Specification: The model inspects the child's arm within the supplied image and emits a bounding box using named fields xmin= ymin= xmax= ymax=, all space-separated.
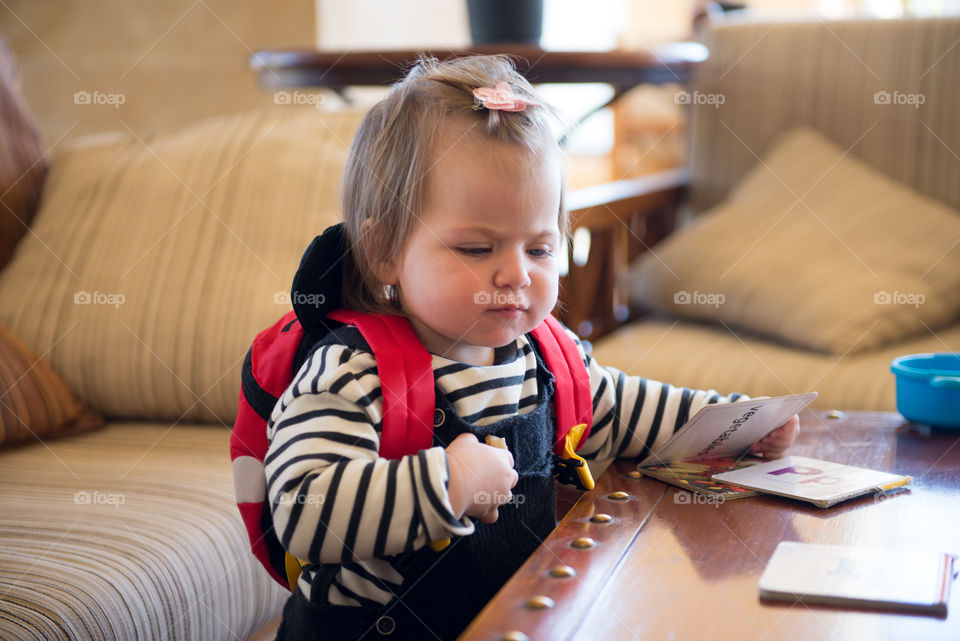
xmin=265 ymin=345 xmax=475 ymax=565
xmin=561 ymin=328 xmax=799 ymax=461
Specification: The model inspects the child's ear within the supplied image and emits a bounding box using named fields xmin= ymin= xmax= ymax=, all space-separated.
xmin=360 ymin=218 xmax=399 ymax=285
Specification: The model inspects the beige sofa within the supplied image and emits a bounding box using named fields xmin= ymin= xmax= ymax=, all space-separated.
xmin=588 ymin=17 xmax=960 ymax=412
xmin=0 ymin=101 xmax=370 ymax=639
xmin=1 ymin=16 xmax=958 ymax=641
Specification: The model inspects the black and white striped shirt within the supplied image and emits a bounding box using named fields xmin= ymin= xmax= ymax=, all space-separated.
xmin=265 ymin=328 xmax=745 ymax=604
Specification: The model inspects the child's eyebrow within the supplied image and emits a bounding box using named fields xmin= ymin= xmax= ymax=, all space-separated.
xmin=444 ymin=226 xmax=559 ymax=239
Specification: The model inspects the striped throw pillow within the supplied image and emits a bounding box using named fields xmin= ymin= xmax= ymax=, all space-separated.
xmin=0 ymin=107 xmax=364 ymax=422
xmin=0 ymin=323 xmax=103 ymax=449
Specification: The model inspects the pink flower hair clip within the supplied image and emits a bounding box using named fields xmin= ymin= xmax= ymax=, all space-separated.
xmin=472 ymin=82 xmax=539 ymax=112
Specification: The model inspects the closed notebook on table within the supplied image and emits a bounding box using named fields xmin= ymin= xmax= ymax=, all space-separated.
xmin=759 ymin=541 xmax=957 ymax=616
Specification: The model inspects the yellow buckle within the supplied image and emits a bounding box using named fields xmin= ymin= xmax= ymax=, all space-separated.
xmin=285 ymin=552 xmax=306 ymax=592
xmin=560 ymin=423 xmax=594 ymax=491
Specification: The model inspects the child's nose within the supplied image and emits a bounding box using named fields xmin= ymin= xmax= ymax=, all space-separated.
xmin=493 ymin=249 xmax=532 ymax=290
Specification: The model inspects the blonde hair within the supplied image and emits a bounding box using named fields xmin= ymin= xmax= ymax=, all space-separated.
xmin=340 ymin=54 xmax=565 ymax=314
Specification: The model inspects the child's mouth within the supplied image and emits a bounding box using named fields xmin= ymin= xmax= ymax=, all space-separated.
xmin=488 ymin=306 xmax=527 ymax=317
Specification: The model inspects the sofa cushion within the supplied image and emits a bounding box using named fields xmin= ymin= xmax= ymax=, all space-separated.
xmin=0 ymin=323 xmax=103 ymax=449
xmin=0 ymin=108 xmax=364 ymax=422
xmin=0 ymin=36 xmax=48 ymax=271
xmin=0 ymin=422 xmax=288 ymax=641
xmin=629 ymin=127 xmax=960 ymax=355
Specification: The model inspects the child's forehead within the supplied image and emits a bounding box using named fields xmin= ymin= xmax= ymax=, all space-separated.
xmin=423 ymin=129 xmax=561 ymax=198
xmin=428 ymin=117 xmax=556 ymax=168
xmin=416 ymin=118 xmax=563 ymax=234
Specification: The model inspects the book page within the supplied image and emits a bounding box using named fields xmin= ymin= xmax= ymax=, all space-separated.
xmin=712 ymin=455 xmax=910 ymax=507
xmin=638 ymin=392 xmax=817 ymax=467
xmin=639 ymin=456 xmax=764 ymax=498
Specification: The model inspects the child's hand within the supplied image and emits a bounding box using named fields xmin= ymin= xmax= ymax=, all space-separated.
xmin=445 ymin=433 xmax=518 ymax=524
xmin=749 ymin=414 xmax=800 ymax=459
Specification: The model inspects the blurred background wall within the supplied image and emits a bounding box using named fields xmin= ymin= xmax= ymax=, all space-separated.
xmin=2 ymin=0 xmax=957 ymax=186
xmin=0 ymin=0 xmax=315 ymax=144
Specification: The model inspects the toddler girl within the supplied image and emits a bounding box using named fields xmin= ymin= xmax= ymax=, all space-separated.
xmin=266 ymin=54 xmax=798 ymax=641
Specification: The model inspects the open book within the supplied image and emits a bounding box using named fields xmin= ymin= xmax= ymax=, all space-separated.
xmin=637 ymin=392 xmax=818 ymax=467
xmin=637 ymin=392 xmax=818 ymax=498
xmin=638 ymin=456 xmax=765 ymax=499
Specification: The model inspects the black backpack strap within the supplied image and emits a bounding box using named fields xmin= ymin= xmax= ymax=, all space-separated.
xmin=301 ymin=323 xmax=373 ymax=361
xmin=240 ymin=317 xmax=365 ymax=424
xmin=241 ymin=347 xmax=281 ymax=423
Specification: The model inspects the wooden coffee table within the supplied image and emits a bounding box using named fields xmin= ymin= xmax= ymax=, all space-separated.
xmin=248 ymin=44 xmax=706 ymax=143
xmin=458 ymin=410 xmax=960 ymax=641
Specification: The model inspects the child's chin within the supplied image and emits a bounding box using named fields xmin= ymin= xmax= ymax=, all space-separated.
xmin=471 ymin=313 xmax=546 ymax=346
xmin=478 ymin=329 xmax=527 ymax=349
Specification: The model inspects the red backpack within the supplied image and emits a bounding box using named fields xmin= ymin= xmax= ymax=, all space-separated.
xmin=230 ymin=308 xmax=594 ymax=591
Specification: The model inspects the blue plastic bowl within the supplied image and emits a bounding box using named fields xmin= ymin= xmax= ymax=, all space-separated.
xmin=890 ymin=353 xmax=960 ymax=430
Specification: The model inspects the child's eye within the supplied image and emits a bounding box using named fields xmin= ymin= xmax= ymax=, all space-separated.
xmin=455 ymin=247 xmax=491 ymax=256
xmin=528 ymin=247 xmax=553 ymax=258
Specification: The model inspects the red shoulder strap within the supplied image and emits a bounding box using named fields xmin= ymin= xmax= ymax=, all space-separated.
xmin=326 ymin=309 xmax=590 ymax=459
xmin=326 ymin=309 xmax=435 ymax=459
xmin=530 ymin=315 xmax=593 ymax=456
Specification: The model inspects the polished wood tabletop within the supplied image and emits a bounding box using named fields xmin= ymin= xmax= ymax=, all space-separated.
xmin=458 ymin=410 xmax=960 ymax=641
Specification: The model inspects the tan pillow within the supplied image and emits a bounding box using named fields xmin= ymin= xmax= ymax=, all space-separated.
xmin=0 ymin=323 xmax=103 ymax=448
xmin=0 ymin=37 xmax=48 ymax=270
xmin=0 ymin=108 xmax=364 ymax=422
xmin=630 ymin=127 xmax=960 ymax=354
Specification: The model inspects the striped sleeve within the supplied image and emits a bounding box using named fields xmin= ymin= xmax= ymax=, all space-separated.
xmin=264 ymin=344 xmax=473 ymax=565
xmin=562 ymin=329 xmax=748 ymax=461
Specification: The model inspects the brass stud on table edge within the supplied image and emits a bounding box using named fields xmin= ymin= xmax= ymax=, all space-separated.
xmin=626 ymin=470 xmax=643 ymax=479
xmin=607 ymin=491 xmax=630 ymax=501
xmin=571 ymin=536 xmax=597 ymax=549
xmin=548 ymin=564 xmax=576 ymax=578
xmin=499 ymin=631 xmax=530 ymax=641
xmin=590 ymin=513 xmax=613 ymax=524
xmin=525 ymin=595 xmax=555 ymax=610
